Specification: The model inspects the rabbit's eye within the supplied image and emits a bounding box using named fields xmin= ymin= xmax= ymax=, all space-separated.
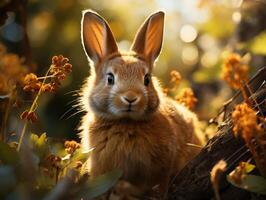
xmin=107 ymin=73 xmax=115 ymax=85
xmin=144 ymin=74 xmax=150 ymax=86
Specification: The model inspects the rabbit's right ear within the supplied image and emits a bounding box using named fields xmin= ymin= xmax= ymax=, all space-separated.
xmin=81 ymin=10 xmax=118 ymax=64
xmin=130 ymin=11 xmax=165 ymax=64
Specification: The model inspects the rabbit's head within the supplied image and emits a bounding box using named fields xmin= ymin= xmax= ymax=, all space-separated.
xmin=81 ymin=10 xmax=164 ymax=120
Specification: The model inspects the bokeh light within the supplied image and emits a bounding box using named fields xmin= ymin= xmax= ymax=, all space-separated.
xmin=181 ymin=44 xmax=199 ymax=65
xmin=180 ymin=24 xmax=198 ymax=43
xmin=232 ymin=11 xmax=241 ymax=23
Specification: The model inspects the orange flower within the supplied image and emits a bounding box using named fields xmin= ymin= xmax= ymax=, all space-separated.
xmin=22 ymin=55 xmax=72 ymax=93
xmin=232 ymin=103 xmax=266 ymax=177
xmin=232 ymin=103 xmax=262 ymax=141
xmin=176 ymin=88 xmax=198 ymax=109
xmin=50 ymin=55 xmax=72 ymax=82
xmin=170 ymin=70 xmax=182 ymax=86
xmin=222 ymin=53 xmax=249 ymax=89
xmin=0 ymin=43 xmax=28 ymax=94
xmin=23 ymin=73 xmax=42 ymax=92
xmin=64 ymin=140 xmax=80 ymax=154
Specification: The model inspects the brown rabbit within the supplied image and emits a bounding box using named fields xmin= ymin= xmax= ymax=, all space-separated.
xmin=79 ymin=10 xmax=203 ymax=193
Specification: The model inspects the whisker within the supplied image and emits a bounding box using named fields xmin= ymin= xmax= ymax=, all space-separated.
xmin=60 ymin=106 xmax=78 ymax=120
xmin=64 ymin=90 xmax=79 ymax=96
xmin=186 ymin=143 xmax=203 ymax=148
xmin=66 ymin=99 xmax=80 ymax=106
xmin=66 ymin=110 xmax=85 ymax=120
xmin=60 ymin=103 xmax=82 ymax=120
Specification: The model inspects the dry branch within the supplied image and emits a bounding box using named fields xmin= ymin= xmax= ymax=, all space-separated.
xmin=168 ymin=67 xmax=266 ymax=200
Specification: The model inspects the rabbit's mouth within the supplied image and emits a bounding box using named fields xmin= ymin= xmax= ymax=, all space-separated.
xmin=107 ymin=105 xmax=148 ymax=120
xmin=125 ymin=105 xmax=133 ymax=112
xmin=122 ymin=106 xmax=134 ymax=112
xmin=117 ymin=107 xmax=143 ymax=117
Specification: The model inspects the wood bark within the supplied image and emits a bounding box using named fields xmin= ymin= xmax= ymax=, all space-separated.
xmin=168 ymin=67 xmax=266 ymax=200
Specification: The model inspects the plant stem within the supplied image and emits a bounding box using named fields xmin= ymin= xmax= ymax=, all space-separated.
xmin=17 ymin=66 xmax=52 ymax=151
xmin=37 ymin=75 xmax=55 ymax=80
xmin=213 ymin=185 xmax=221 ymax=200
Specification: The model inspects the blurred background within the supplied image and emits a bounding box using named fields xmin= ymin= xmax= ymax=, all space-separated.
xmin=0 ymin=0 xmax=266 ymax=140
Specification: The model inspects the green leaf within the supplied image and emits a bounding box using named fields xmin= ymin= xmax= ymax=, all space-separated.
xmin=80 ymin=169 xmax=123 ymax=199
xmin=62 ymin=148 xmax=93 ymax=169
xmin=30 ymin=133 xmax=50 ymax=159
xmin=227 ymin=174 xmax=266 ymax=195
xmin=71 ymin=148 xmax=94 ymax=163
xmin=243 ymin=163 xmax=255 ymax=173
xmin=0 ymin=142 xmax=19 ymax=165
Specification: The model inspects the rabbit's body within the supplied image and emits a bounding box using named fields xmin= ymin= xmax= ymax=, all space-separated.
xmin=80 ymin=92 xmax=201 ymax=189
xmin=79 ymin=10 xmax=203 ymax=192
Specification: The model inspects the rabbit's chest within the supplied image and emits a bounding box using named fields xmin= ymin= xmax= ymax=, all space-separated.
xmin=89 ymin=127 xmax=174 ymax=185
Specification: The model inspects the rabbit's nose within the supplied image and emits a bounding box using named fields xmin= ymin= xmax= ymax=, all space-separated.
xmin=123 ymin=97 xmax=137 ymax=103
xmin=121 ymin=93 xmax=140 ymax=105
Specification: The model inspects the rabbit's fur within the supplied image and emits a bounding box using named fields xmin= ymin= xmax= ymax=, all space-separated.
xmin=79 ymin=10 xmax=203 ymax=192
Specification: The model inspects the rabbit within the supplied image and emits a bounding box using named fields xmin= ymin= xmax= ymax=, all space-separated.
xmin=79 ymin=9 xmax=204 ymax=194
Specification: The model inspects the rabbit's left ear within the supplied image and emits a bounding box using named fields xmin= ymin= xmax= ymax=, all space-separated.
xmin=130 ymin=11 xmax=165 ymax=64
xmin=81 ymin=10 xmax=118 ymax=64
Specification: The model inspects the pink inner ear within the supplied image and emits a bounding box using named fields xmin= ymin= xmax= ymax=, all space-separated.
xmin=82 ymin=11 xmax=118 ymax=63
xmin=144 ymin=17 xmax=164 ymax=61
xmin=130 ymin=11 xmax=164 ymax=63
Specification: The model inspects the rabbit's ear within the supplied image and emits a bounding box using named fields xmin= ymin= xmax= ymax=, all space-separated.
xmin=130 ymin=11 xmax=165 ymax=64
xmin=81 ymin=10 xmax=118 ymax=64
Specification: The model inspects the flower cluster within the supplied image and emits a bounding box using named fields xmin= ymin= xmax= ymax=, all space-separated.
xmin=232 ymin=103 xmax=266 ymax=177
xmin=176 ymin=88 xmax=198 ymax=109
xmin=18 ymin=55 xmax=72 ymax=151
xmin=51 ymin=55 xmax=72 ymax=80
xmin=64 ymin=140 xmax=81 ymax=155
xmin=232 ymin=103 xmax=262 ymax=141
xmin=0 ymin=43 xmax=27 ymax=95
xmin=222 ymin=53 xmax=249 ymax=90
xmin=23 ymin=55 xmax=72 ymax=93
xmin=163 ymin=70 xmax=182 ymax=95
xmin=170 ymin=70 xmax=182 ymax=86
xmin=23 ymin=73 xmax=41 ymax=93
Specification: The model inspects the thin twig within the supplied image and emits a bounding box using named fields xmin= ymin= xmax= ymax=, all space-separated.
xmin=17 ymin=67 xmax=52 ymax=151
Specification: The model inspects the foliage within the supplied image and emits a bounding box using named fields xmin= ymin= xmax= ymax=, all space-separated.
xmin=210 ymin=51 xmax=266 ymax=198
xmin=0 ymin=49 xmax=122 ymax=199
xmin=0 ymin=0 xmax=266 ymax=199
xmin=0 ymin=133 xmax=122 ymax=199
xmin=227 ymin=162 xmax=266 ymax=195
